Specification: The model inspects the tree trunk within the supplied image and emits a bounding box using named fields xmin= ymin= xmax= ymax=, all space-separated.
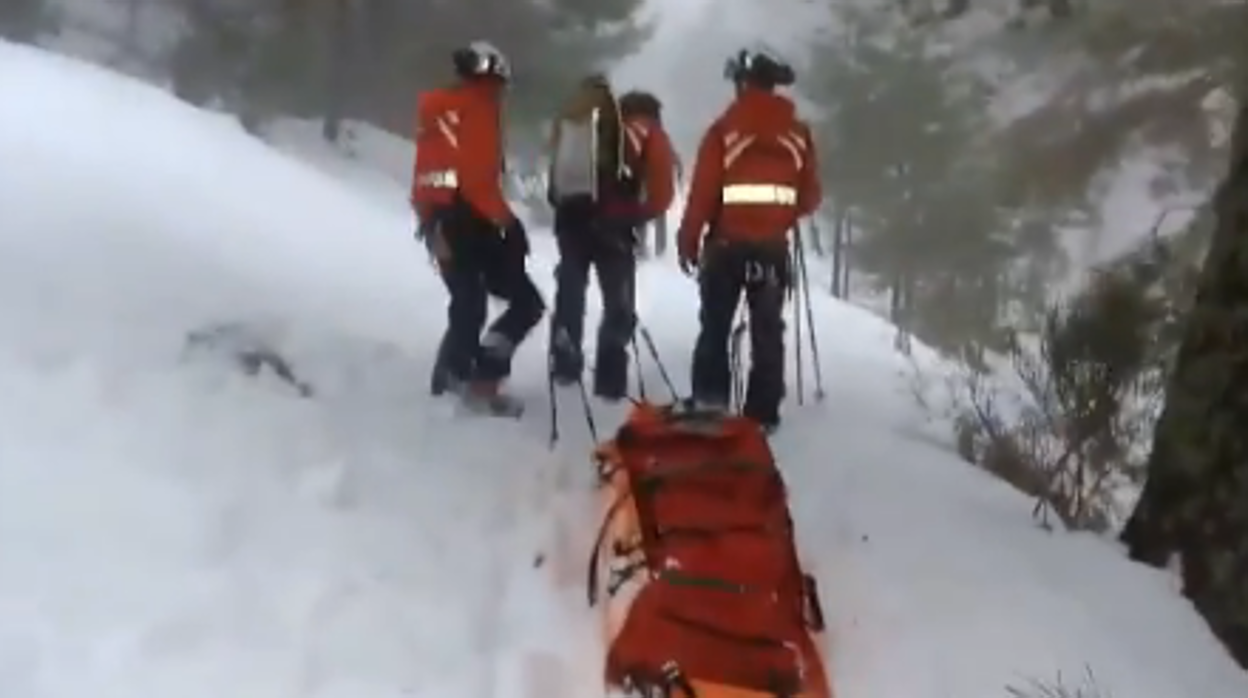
xmin=322 ymin=0 xmax=352 ymax=143
xmin=125 ymin=0 xmax=141 ymax=55
xmin=808 ymin=217 xmax=825 ymax=256
xmin=1119 ymin=99 xmax=1248 ymax=669
xmin=831 ymin=211 xmax=852 ymax=298
xmin=891 ymin=270 xmax=913 ymax=355
xmin=841 ymin=214 xmax=853 ymax=298
xmin=830 ymin=213 xmax=843 ymax=298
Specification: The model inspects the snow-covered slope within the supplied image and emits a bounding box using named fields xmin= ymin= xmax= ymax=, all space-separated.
xmin=0 ymin=40 xmax=581 ymax=698
xmin=1 ymin=40 xmax=1246 ymax=698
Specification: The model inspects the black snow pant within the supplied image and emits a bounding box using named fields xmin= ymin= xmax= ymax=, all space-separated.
xmin=690 ymin=238 xmax=790 ymax=427
xmin=549 ymin=196 xmax=638 ymax=400
xmin=429 ymin=204 xmax=545 ymax=394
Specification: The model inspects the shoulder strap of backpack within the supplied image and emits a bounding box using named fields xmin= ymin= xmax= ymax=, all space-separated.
xmin=599 ymin=92 xmax=626 ymax=179
xmin=621 ymin=118 xmax=651 ymax=178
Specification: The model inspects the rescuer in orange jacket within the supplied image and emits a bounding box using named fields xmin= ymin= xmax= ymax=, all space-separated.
xmin=676 ymin=47 xmax=822 ymax=432
xmin=546 ymin=80 xmax=676 ymax=400
xmin=618 ymin=90 xmax=680 ymax=259
xmin=412 ymin=41 xmax=545 ymax=416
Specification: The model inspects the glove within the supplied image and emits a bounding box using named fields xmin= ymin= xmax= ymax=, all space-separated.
xmin=678 ymin=243 xmax=699 ymax=277
xmin=418 ymin=218 xmax=451 ymax=265
xmin=502 ymin=217 xmax=530 ymax=257
xmin=595 ymin=212 xmax=648 ymax=255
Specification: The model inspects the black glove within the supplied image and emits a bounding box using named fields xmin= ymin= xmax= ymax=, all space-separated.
xmin=623 ymin=218 xmax=649 ymax=257
xmin=595 ymin=211 xmax=648 ymax=253
xmin=503 ymin=217 xmax=529 ymax=257
xmin=417 ymin=217 xmax=451 ymax=264
xmin=416 ymin=207 xmax=447 ymax=242
xmin=415 ymin=217 xmax=433 ymax=242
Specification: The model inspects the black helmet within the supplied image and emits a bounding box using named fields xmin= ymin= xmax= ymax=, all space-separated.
xmin=452 ymin=40 xmax=511 ymax=82
xmin=723 ymin=46 xmax=795 ymax=88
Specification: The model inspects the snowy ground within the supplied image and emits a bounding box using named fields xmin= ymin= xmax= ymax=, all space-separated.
xmin=2 ymin=40 xmax=1247 ymax=698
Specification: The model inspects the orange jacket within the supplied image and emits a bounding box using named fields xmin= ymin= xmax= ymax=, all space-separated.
xmin=677 ymin=87 xmax=821 ymax=259
xmin=411 ymin=80 xmax=514 ymax=226
xmin=621 ymin=114 xmax=677 ymax=219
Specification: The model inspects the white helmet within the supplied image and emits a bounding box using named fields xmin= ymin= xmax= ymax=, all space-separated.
xmin=452 ymin=40 xmax=511 ymax=82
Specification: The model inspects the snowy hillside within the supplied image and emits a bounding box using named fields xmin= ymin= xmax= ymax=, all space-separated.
xmin=2 ymin=40 xmax=1247 ymax=698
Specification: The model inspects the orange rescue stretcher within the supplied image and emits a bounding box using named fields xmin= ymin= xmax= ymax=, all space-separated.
xmin=585 ymin=401 xmax=832 ymax=698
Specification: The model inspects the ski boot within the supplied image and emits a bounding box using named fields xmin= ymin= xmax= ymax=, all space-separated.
xmin=549 ymin=327 xmax=584 ymax=387
xmin=459 ymin=379 xmax=525 ymax=418
xmin=592 ymin=344 xmax=629 ymax=402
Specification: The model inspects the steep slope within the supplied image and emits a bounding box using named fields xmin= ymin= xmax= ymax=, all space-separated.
xmin=0 ymin=40 xmax=587 ymax=698
xmin=2 ymin=39 xmax=1247 ymax=698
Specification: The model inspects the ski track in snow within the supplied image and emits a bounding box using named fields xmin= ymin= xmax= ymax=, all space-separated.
xmin=2 ymin=37 xmax=1247 ymax=698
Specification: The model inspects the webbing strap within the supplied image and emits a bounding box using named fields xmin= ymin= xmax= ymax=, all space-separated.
xmin=656 ymin=610 xmax=805 ymax=694
xmin=655 ymin=523 xmax=776 ymax=539
xmin=587 ymin=491 xmax=634 ymax=606
xmin=659 ymin=569 xmax=756 ymax=594
xmin=622 ymin=663 xmax=699 ymax=698
xmin=637 ymin=458 xmax=769 ymax=494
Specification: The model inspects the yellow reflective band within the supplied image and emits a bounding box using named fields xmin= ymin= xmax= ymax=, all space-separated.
xmin=417 ymin=170 xmax=458 ymax=188
xmin=721 ymin=183 xmax=797 ymax=205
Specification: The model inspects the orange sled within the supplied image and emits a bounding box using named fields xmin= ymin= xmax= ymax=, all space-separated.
xmin=587 ymin=401 xmax=832 ymax=698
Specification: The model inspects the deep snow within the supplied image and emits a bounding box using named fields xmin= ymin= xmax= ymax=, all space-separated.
xmin=1 ymin=40 xmax=1247 ymax=698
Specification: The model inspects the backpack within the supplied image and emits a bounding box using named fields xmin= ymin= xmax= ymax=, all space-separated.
xmin=617 ymin=90 xmax=665 ymax=201
xmin=589 ymin=401 xmax=830 ymax=698
xmin=548 ymin=76 xmax=629 ymax=202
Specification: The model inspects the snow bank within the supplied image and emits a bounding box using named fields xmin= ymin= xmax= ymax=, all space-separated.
xmin=0 ymin=39 xmax=583 ymax=698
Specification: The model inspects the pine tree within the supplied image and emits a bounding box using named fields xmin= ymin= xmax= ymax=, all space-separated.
xmin=166 ymin=0 xmax=651 ymax=143
xmin=0 ymin=0 xmax=57 ymax=43
xmin=355 ymin=0 xmax=650 ymax=142
xmin=993 ymin=0 xmax=1243 ymax=219
xmin=807 ymin=8 xmax=1061 ymax=358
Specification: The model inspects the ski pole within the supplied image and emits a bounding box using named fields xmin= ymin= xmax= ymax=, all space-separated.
xmin=632 ymin=335 xmax=647 ymax=400
xmin=547 ymin=353 xmax=559 ymax=448
xmin=791 ymin=228 xmax=805 ymax=406
xmin=638 ymin=324 xmax=679 ymax=401
xmin=575 ymin=372 xmax=599 ymax=443
xmin=795 ymin=222 xmax=825 ymax=401
xmin=729 ymin=311 xmax=747 ymax=413
xmin=548 ymin=322 xmax=600 ymax=445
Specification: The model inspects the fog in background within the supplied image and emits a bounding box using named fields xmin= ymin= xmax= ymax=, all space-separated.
xmin=3 ymin=0 xmax=1241 ymax=373
xmin=610 ymin=0 xmax=829 ymax=154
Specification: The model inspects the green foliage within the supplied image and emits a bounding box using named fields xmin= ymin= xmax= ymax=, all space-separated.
xmin=167 ymin=0 xmax=651 ymax=143
xmin=803 ymin=0 xmax=1236 ymax=362
xmin=993 ymin=0 xmax=1243 ymax=214
xmin=0 ymin=0 xmax=59 ymax=43
xmin=169 ymin=2 xmax=287 ymax=119
xmin=806 ymin=7 xmax=1067 ymax=358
